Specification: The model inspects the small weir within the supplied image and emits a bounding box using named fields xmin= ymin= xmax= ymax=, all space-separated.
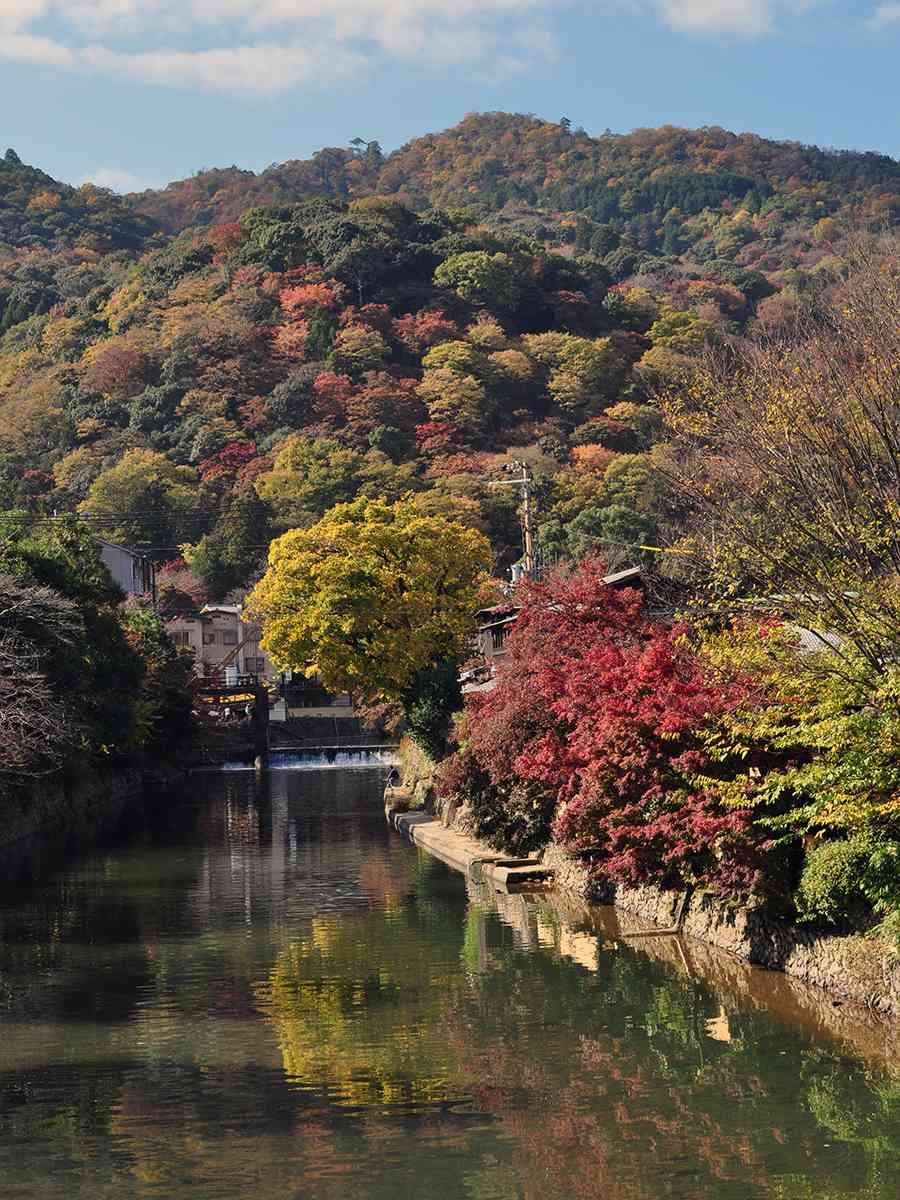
xmin=215 ymin=745 xmax=401 ymax=770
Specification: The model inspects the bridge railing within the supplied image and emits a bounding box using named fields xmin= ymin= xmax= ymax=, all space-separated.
xmin=199 ymin=672 xmax=262 ymax=694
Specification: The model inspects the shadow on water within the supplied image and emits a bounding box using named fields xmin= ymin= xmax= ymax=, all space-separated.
xmin=0 ymin=766 xmax=897 ymax=1200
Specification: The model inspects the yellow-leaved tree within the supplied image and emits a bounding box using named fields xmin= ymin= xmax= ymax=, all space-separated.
xmin=248 ymin=496 xmax=495 ymax=756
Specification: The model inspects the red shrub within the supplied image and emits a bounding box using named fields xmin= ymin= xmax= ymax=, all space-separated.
xmin=392 ymin=309 xmax=458 ymax=353
xmin=272 ymin=320 xmax=312 ymax=361
xmin=157 ymin=559 xmax=207 ymax=606
xmin=426 ymin=452 xmax=489 ymax=478
xmin=235 ymin=454 xmax=272 ymax=491
xmin=81 ymin=344 xmax=147 ymax=398
xmin=312 ymin=371 xmax=353 ymax=423
xmin=344 ymin=371 xmax=424 ymax=434
xmin=21 ymin=468 xmax=54 ymax=507
xmin=279 ymin=282 xmax=344 ymax=318
xmin=238 ymin=395 xmax=268 ymax=432
xmin=338 ymin=303 xmax=393 ymax=334
xmin=551 ymin=289 xmax=600 ymax=335
xmin=208 ymin=222 xmax=244 ymax=257
xmin=443 ymin=558 xmax=768 ymax=894
xmin=415 ymin=421 xmax=466 ymax=456
xmin=229 ymin=266 xmax=265 ymax=290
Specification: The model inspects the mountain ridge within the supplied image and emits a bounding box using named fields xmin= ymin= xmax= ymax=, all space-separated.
xmin=6 ymin=111 xmax=900 ymax=276
xmin=0 ymin=147 xmax=158 ymax=253
xmin=127 ymin=112 xmax=900 ymax=277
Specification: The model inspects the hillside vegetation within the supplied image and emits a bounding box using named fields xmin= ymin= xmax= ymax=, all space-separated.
xmin=0 ymin=148 xmax=157 ymax=254
xmin=1 ymin=112 xmax=898 ymax=603
xmin=133 ymin=113 xmax=900 ymax=284
xmin=0 ymin=190 xmax=714 ymax=598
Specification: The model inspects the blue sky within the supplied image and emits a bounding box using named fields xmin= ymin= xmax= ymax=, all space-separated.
xmin=1 ymin=2 xmax=899 ymax=192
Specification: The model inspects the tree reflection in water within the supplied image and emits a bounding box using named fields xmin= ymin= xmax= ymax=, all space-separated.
xmin=0 ymin=767 xmax=897 ymax=1200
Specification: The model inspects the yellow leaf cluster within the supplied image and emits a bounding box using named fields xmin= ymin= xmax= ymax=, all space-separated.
xmin=248 ymin=496 xmax=493 ymax=703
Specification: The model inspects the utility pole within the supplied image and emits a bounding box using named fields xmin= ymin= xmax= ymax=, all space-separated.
xmin=489 ymin=460 xmax=536 ymax=579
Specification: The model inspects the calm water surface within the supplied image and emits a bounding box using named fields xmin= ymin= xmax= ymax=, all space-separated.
xmin=0 ymin=766 xmax=898 ymax=1200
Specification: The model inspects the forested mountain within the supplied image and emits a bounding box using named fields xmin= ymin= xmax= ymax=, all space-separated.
xmin=132 ymin=113 xmax=900 ymax=285
xmin=0 ymin=148 xmax=157 ymax=253
xmin=2 ymin=112 xmax=898 ymax=604
xmin=0 ymin=195 xmax=668 ymax=590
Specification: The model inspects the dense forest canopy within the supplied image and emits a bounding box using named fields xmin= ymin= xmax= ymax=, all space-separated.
xmin=0 ymin=148 xmax=158 ymax=254
xmin=128 ymin=113 xmax=900 ymax=280
xmin=2 ymin=111 xmax=900 ymax=605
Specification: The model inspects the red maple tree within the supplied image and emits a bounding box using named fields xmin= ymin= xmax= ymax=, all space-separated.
xmin=440 ymin=558 xmax=769 ymax=894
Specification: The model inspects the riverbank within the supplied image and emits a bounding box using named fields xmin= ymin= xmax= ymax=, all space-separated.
xmin=0 ymin=765 xmax=140 ymax=850
xmin=388 ymin=795 xmax=900 ymax=1018
xmin=470 ymin=871 xmax=900 ymax=1076
xmin=0 ymin=759 xmax=189 ymax=889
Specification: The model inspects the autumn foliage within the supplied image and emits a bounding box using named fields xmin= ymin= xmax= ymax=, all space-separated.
xmin=440 ymin=558 xmax=769 ymax=894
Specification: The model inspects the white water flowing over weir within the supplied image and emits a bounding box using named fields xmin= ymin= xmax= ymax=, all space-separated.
xmin=215 ymin=747 xmax=401 ymax=771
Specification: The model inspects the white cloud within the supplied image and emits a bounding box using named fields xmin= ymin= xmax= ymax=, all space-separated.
xmin=80 ymin=41 xmax=365 ymax=94
xmin=0 ymin=1 xmax=53 ymax=33
xmin=0 ymin=1 xmax=852 ymax=93
xmin=869 ymin=3 xmax=900 ymax=27
xmin=659 ymin=1 xmax=773 ymax=35
xmin=0 ymin=1 xmax=560 ymax=93
xmin=656 ymin=1 xmax=829 ymax=36
xmin=74 ymin=166 xmax=164 ymax=192
xmin=0 ymin=33 xmax=75 ymax=67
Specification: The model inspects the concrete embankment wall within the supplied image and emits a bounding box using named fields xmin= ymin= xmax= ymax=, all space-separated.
xmin=483 ymin=886 xmax=900 ymax=1071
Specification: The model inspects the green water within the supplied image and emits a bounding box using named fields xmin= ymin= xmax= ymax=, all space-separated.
xmin=0 ymin=767 xmax=898 ymax=1200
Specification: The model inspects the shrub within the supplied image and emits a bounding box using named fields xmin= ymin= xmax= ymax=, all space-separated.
xmin=402 ymin=660 xmax=462 ymax=761
xmin=796 ymin=833 xmax=900 ymax=927
xmin=438 ymin=745 xmax=557 ymax=855
xmin=797 ymin=837 xmax=873 ymax=925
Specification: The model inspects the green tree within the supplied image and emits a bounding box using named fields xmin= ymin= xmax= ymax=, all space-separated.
xmin=329 ymin=324 xmax=389 ymax=376
xmin=417 ymin=368 xmax=486 ymax=432
xmin=254 ymin=435 xmax=362 ymax=529
xmin=434 ymin=251 xmax=523 ymax=310
xmin=0 ymin=518 xmax=145 ymax=757
xmin=548 ymin=337 xmax=620 ymax=417
xmin=78 ymin=449 xmax=198 ymax=547
xmin=566 ymin=502 xmax=654 ymax=559
xmin=119 ymin=599 xmax=196 ymax=752
xmin=186 ymin=490 xmax=272 ymax=599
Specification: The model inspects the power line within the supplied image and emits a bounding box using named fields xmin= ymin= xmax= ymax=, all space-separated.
xmin=2 ymin=510 xmax=685 ymax=560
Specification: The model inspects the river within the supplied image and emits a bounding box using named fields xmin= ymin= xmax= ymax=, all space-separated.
xmin=0 ymin=763 xmax=898 ymax=1200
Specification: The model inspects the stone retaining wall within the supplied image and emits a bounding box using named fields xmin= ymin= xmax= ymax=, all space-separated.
xmin=396 ymin=748 xmax=900 ymax=1016
xmin=0 ymin=764 xmax=145 ymax=852
xmin=540 ymin=843 xmax=900 ymax=1016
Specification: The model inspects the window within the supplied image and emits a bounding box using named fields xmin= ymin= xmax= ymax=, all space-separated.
xmin=170 ymin=631 xmax=191 ymax=647
xmin=222 ymin=630 xmax=238 ymax=646
xmin=490 ymin=625 xmax=508 ymax=651
xmin=203 ymin=632 xmax=216 ymax=645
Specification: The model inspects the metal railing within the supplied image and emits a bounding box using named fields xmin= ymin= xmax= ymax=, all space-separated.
xmin=199 ymin=672 xmax=262 ymax=693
